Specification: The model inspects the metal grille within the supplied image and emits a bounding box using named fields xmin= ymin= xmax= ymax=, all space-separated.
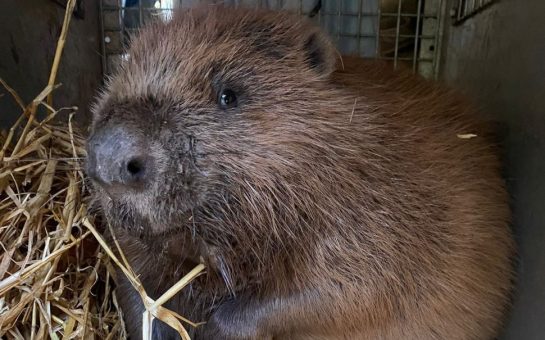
xmin=452 ymin=0 xmax=496 ymax=24
xmin=100 ymin=0 xmax=445 ymax=79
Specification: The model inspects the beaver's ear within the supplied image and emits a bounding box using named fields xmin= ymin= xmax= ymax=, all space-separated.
xmin=302 ymin=30 xmax=337 ymax=78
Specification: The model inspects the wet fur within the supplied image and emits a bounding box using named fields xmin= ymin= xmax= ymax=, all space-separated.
xmin=87 ymin=6 xmax=514 ymax=340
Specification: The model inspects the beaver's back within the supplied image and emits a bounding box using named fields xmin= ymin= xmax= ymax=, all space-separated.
xmin=321 ymin=57 xmax=514 ymax=339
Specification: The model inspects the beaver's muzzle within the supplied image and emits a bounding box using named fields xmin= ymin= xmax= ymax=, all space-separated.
xmin=86 ymin=127 xmax=154 ymax=193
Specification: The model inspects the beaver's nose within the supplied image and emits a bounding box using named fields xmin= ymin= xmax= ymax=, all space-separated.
xmin=86 ymin=127 xmax=152 ymax=190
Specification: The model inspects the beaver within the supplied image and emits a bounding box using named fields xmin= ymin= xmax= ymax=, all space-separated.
xmin=85 ymin=5 xmax=514 ymax=340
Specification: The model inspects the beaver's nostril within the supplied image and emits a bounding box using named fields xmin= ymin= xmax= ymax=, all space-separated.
xmin=120 ymin=156 xmax=149 ymax=187
xmin=126 ymin=159 xmax=144 ymax=176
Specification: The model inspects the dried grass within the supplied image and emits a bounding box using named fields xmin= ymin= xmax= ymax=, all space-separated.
xmin=0 ymin=1 xmax=205 ymax=339
xmin=0 ymin=91 xmax=123 ymax=339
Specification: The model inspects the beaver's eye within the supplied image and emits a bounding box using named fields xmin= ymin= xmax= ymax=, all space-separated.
xmin=219 ymin=89 xmax=237 ymax=109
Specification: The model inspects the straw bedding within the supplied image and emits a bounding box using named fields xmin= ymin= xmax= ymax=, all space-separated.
xmin=0 ymin=89 xmax=125 ymax=339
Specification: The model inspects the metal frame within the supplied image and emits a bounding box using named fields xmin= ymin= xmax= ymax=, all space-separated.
xmin=452 ymin=0 xmax=496 ymax=24
xmin=99 ymin=0 xmax=446 ymax=78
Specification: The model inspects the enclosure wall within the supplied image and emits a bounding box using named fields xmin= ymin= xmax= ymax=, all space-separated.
xmin=440 ymin=0 xmax=545 ymax=338
xmin=0 ymin=0 xmax=102 ymax=129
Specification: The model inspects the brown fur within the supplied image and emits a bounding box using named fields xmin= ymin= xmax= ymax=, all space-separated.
xmin=86 ymin=6 xmax=514 ymax=340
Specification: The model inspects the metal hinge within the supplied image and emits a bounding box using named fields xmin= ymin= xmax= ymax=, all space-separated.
xmin=450 ymin=0 xmax=497 ymax=25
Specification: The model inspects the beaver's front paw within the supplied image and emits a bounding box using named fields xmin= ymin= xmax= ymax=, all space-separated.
xmin=197 ymin=299 xmax=269 ymax=340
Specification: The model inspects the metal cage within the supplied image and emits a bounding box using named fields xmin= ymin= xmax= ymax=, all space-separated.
xmin=100 ymin=0 xmax=446 ymax=79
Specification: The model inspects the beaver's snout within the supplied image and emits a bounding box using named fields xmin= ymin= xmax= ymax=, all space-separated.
xmin=86 ymin=126 xmax=153 ymax=192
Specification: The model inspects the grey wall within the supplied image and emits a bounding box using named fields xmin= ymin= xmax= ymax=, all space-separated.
xmin=0 ymin=0 xmax=102 ymax=130
xmin=440 ymin=0 xmax=545 ymax=338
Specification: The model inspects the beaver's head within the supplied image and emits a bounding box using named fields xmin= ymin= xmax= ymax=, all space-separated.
xmin=86 ymin=7 xmax=342 ymax=240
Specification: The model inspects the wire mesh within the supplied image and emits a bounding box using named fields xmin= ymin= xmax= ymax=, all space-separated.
xmin=100 ymin=0 xmax=444 ymax=79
